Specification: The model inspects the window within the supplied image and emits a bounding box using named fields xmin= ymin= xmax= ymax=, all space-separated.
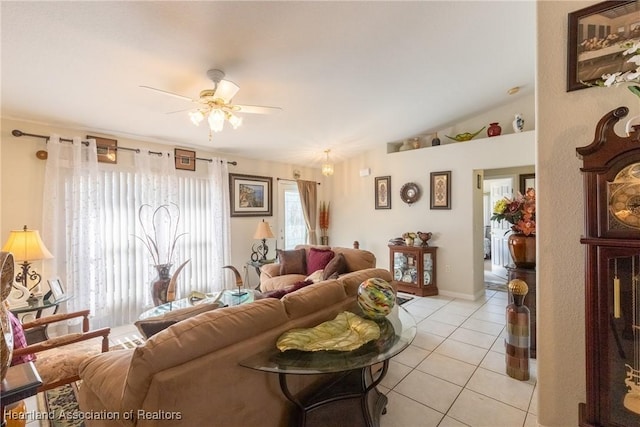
xmin=278 ymin=182 xmax=307 ymax=249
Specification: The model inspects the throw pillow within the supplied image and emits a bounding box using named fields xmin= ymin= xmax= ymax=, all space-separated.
xmin=305 ymin=269 xmax=325 ymax=283
xmin=135 ymin=319 xmax=177 ymax=339
xmin=323 ymin=253 xmax=347 ymax=280
xmin=278 ymin=248 xmax=307 ymax=275
xmin=306 ymin=248 xmax=335 ymax=275
xmin=263 ymin=280 xmax=313 ymax=299
xmin=9 ymin=311 xmax=36 ymax=365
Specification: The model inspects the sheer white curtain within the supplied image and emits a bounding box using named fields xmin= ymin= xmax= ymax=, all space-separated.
xmin=42 ymin=136 xmax=108 ymax=325
xmin=43 ymin=136 xmax=232 ymax=328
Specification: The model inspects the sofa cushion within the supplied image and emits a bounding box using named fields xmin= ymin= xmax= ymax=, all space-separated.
xmin=323 ymin=253 xmax=347 ymax=280
xmin=306 ymin=248 xmax=335 ymax=274
xmin=278 ymin=248 xmax=307 ymax=275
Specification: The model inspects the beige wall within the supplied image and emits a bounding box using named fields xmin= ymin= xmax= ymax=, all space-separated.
xmin=329 ymin=126 xmax=535 ymax=300
xmin=537 ymin=1 xmax=640 ymax=426
xmin=0 ymin=117 xmax=326 ymax=288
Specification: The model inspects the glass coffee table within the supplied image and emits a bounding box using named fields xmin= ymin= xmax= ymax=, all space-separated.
xmin=240 ymin=303 xmax=416 ymax=427
xmin=139 ymin=289 xmax=256 ymax=320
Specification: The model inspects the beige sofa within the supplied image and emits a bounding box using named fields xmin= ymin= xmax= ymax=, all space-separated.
xmin=78 ymin=267 xmax=392 ymax=427
xmin=259 ymin=245 xmax=379 ymax=292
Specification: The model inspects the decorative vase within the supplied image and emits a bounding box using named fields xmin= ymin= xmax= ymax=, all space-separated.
xmin=1 ymin=252 xmax=15 ymax=381
xmin=505 ymin=279 xmax=530 ymax=381
xmin=150 ymin=263 xmax=173 ymax=306
xmin=431 ymin=133 xmax=441 ymax=146
xmin=507 ymin=233 xmax=536 ymax=269
xmin=512 ymin=113 xmax=524 ymax=133
xmin=404 ymin=237 xmax=414 ymax=246
xmin=487 ymin=122 xmax=502 ymax=137
xmin=320 ymin=236 xmax=329 ymax=245
xmin=357 ymin=278 xmax=396 ymax=319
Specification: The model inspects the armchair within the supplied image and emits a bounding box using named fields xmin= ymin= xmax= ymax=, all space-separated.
xmin=11 ymin=309 xmax=110 ymax=392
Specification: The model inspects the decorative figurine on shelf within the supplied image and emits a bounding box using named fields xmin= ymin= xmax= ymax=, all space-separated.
xmin=402 ymin=232 xmax=417 ymax=246
xmin=513 ymin=113 xmax=524 ymax=133
xmin=445 ymin=126 xmax=486 ymax=142
xmin=505 ymin=279 xmax=530 ymax=381
xmin=417 ymin=232 xmax=432 ymax=246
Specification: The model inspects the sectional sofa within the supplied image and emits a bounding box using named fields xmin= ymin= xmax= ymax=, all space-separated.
xmin=78 ymin=249 xmax=392 ymax=427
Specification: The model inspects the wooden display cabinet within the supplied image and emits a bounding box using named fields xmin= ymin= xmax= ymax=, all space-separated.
xmin=388 ymin=245 xmax=438 ymax=297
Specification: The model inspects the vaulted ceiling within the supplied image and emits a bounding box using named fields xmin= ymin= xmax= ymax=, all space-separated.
xmin=1 ymin=1 xmax=536 ymax=168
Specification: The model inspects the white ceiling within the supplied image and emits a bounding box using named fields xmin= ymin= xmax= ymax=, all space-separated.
xmin=1 ymin=1 xmax=536 ymax=168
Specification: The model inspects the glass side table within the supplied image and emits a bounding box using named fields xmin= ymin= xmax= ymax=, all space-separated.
xmin=138 ymin=290 xmax=256 ymax=320
xmin=240 ymin=303 xmax=416 ymax=427
xmin=9 ymin=295 xmax=74 ymax=343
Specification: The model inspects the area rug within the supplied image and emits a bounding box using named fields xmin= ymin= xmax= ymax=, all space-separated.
xmin=397 ymin=296 xmax=413 ymax=305
xmin=35 ymin=336 xmax=145 ymax=427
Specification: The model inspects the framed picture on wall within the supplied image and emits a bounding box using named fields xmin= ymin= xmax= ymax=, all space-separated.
xmin=375 ymin=176 xmax=391 ymax=209
xmin=175 ymin=148 xmax=196 ymax=171
xmin=519 ymin=173 xmax=536 ymax=193
xmin=430 ymin=171 xmax=451 ymax=210
xmin=229 ymin=173 xmax=273 ymax=217
xmin=88 ymin=135 xmax=118 ymax=164
xmin=566 ymin=0 xmax=638 ymax=91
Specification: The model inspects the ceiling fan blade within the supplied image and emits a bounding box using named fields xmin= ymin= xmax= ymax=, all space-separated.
xmin=213 ymin=79 xmax=240 ymax=103
xmin=165 ymin=107 xmax=196 ymax=114
xmin=234 ymin=104 xmax=282 ymax=114
xmin=139 ymin=85 xmax=194 ymax=102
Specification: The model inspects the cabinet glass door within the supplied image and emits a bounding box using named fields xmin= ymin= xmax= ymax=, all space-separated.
xmin=423 ymin=253 xmax=433 ymax=286
xmin=393 ymin=251 xmax=417 ymax=285
xmin=602 ymin=252 xmax=640 ymax=425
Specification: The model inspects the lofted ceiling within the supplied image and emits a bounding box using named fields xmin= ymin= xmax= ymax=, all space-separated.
xmin=1 ymin=1 xmax=536 ymax=168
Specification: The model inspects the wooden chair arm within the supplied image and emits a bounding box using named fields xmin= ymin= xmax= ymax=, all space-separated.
xmin=22 ymin=309 xmax=91 ymax=332
xmin=12 ymin=327 xmax=111 ymax=355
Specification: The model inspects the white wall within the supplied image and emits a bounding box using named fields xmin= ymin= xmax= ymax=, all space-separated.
xmin=537 ymin=1 xmax=640 ymax=426
xmin=0 ymin=117 xmax=326 ymax=288
xmin=329 ymin=129 xmax=535 ymax=300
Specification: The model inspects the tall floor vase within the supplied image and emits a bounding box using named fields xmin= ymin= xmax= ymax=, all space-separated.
xmin=508 ymin=233 xmax=536 ymax=269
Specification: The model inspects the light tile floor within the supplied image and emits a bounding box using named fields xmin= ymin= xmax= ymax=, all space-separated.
xmin=24 ymin=289 xmax=535 ymax=427
xmin=379 ymin=290 xmax=537 ymax=427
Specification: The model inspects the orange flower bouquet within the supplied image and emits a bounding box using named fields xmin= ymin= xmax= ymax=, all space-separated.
xmin=491 ymin=188 xmax=536 ymax=236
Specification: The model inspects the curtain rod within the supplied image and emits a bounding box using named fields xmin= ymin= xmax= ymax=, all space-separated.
xmin=277 ymin=177 xmax=321 ymax=185
xmin=11 ymin=129 xmax=237 ymax=165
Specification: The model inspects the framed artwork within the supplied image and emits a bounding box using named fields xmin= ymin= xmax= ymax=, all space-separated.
xmin=175 ymin=148 xmax=196 ymax=171
xmin=229 ymin=173 xmax=273 ymax=217
xmin=567 ymin=0 xmax=638 ymax=91
xmin=47 ymin=278 xmax=66 ymax=300
xmin=430 ymin=171 xmax=451 ymax=210
xmin=88 ymin=135 xmax=118 ymax=164
xmin=375 ymin=176 xmax=391 ymax=209
xmin=519 ymin=173 xmax=536 ymax=193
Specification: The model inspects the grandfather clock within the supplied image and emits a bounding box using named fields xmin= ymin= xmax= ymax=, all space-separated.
xmin=577 ymin=106 xmax=640 ymax=426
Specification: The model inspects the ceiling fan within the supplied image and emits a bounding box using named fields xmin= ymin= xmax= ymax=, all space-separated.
xmin=140 ymin=69 xmax=281 ymax=136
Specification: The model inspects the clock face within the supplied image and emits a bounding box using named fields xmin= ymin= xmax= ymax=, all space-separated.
xmin=608 ymin=163 xmax=640 ymax=230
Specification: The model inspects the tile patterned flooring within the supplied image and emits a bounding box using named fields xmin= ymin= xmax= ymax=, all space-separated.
xmin=380 ymin=290 xmax=537 ymax=427
xmin=24 ymin=289 xmax=536 ymax=427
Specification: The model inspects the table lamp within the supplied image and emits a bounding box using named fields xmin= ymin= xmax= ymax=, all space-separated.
xmin=2 ymin=225 xmax=54 ymax=295
xmin=251 ymin=220 xmax=275 ymax=262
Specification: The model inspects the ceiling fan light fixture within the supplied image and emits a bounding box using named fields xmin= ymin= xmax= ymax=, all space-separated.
xmin=208 ymin=109 xmax=226 ymax=133
xmin=189 ymin=110 xmax=204 ymax=126
xmin=322 ymin=149 xmax=334 ymax=177
xmin=228 ymin=113 xmax=243 ymax=129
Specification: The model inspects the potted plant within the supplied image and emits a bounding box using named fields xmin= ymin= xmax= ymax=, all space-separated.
xmin=491 ymin=188 xmax=536 ymax=268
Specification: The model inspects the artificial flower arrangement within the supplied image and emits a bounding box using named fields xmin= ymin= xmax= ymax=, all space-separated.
xmin=588 ymin=41 xmax=640 ymax=98
xmin=491 ymin=188 xmax=536 ymax=236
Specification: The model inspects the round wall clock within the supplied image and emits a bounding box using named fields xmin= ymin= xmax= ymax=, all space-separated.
xmin=400 ymin=182 xmax=420 ymax=205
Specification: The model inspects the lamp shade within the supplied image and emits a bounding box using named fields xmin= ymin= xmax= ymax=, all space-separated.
xmin=253 ymin=220 xmax=275 ymax=240
xmin=2 ymin=226 xmax=53 ymax=262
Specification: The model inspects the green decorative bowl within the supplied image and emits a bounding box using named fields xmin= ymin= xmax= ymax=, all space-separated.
xmin=445 ymin=126 xmax=486 ymax=142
